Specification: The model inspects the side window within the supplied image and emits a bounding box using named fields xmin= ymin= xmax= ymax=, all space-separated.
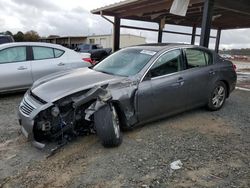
xmin=185 ymin=49 xmax=207 ymax=68
xmin=92 ymin=45 xmax=97 ymax=49
xmin=54 ymin=49 xmax=64 ymax=58
xmin=0 ymin=47 xmax=26 ymax=64
xmin=32 ymin=47 xmax=54 ymax=60
xmin=149 ymin=49 xmax=182 ymax=78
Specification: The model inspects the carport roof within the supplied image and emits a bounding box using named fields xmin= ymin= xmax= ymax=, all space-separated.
xmin=91 ymin=0 xmax=250 ymax=29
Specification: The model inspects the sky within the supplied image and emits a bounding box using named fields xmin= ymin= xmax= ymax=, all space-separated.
xmin=1 ymin=0 xmax=250 ymax=49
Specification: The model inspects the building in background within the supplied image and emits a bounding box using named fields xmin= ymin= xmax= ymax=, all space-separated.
xmin=40 ymin=34 xmax=146 ymax=50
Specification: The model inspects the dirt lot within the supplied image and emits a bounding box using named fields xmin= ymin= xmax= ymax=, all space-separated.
xmin=234 ymin=61 xmax=250 ymax=90
xmin=0 ymin=88 xmax=249 ymax=188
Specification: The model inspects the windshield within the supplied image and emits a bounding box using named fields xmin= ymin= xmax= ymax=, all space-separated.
xmin=79 ymin=44 xmax=90 ymax=50
xmin=93 ymin=48 xmax=156 ymax=76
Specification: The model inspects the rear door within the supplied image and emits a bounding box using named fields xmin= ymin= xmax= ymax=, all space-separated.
xmin=183 ymin=48 xmax=214 ymax=106
xmin=137 ymin=49 xmax=189 ymax=122
xmin=30 ymin=46 xmax=66 ymax=81
xmin=64 ymin=49 xmax=90 ymax=69
xmin=0 ymin=46 xmax=33 ymax=92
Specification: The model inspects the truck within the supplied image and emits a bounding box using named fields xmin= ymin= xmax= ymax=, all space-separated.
xmin=0 ymin=35 xmax=14 ymax=44
xmin=75 ymin=44 xmax=112 ymax=63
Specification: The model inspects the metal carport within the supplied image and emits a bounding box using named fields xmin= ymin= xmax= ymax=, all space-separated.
xmin=91 ymin=0 xmax=250 ymax=52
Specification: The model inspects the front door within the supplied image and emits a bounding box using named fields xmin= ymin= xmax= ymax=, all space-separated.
xmin=0 ymin=46 xmax=33 ymax=92
xmin=137 ymin=49 xmax=189 ymax=122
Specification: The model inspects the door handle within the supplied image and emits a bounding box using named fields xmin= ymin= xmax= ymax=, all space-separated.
xmin=57 ymin=62 xmax=65 ymax=66
xmin=177 ymin=77 xmax=184 ymax=85
xmin=176 ymin=77 xmax=185 ymax=86
xmin=17 ymin=66 xmax=27 ymax=70
xmin=209 ymin=69 xmax=215 ymax=75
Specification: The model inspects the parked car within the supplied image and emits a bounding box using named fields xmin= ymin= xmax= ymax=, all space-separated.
xmin=0 ymin=35 xmax=14 ymax=44
xmin=220 ymin=54 xmax=233 ymax=60
xmin=75 ymin=44 xmax=112 ymax=63
xmin=18 ymin=44 xmax=237 ymax=148
xmin=0 ymin=42 xmax=91 ymax=93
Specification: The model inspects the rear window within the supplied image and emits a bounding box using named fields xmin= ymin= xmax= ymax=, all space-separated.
xmin=33 ymin=47 xmax=54 ymax=60
xmin=32 ymin=47 xmax=65 ymax=60
xmin=185 ymin=49 xmax=212 ymax=68
xmin=54 ymin=49 xmax=64 ymax=58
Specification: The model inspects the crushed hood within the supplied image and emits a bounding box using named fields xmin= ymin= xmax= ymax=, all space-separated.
xmin=31 ymin=68 xmax=124 ymax=102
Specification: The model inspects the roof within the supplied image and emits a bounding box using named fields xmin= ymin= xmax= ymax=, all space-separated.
xmin=40 ymin=36 xmax=87 ymax=40
xmin=92 ymin=0 xmax=250 ymax=29
xmin=87 ymin=33 xmax=145 ymax=39
xmin=0 ymin=34 xmax=12 ymax=37
xmin=41 ymin=34 xmax=146 ymax=40
xmin=0 ymin=42 xmax=68 ymax=50
xmin=128 ymin=43 xmax=207 ymax=52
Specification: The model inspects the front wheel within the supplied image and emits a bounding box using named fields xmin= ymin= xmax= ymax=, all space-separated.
xmin=94 ymin=104 xmax=122 ymax=147
xmin=207 ymin=81 xmax=227 ymax=111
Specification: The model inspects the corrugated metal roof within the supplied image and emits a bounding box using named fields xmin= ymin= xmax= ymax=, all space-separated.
xmin=91 ymin=0 xmax=140 ymax=14
xmin=91 ymin=0 xmax=250 ymax=29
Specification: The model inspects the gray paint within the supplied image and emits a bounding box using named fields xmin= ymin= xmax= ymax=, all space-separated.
xmin=18 ymin=44 xmax=237 ymax=146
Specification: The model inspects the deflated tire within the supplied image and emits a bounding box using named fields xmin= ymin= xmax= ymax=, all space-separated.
xmin=94 ymin=104 xmax=122 ymax=147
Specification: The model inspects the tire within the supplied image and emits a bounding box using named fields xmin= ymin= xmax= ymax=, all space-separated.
xmin=94 ymin=104 xmax=122 ymax=147
xmin=207 ymin=81 xmax=227 ymax=111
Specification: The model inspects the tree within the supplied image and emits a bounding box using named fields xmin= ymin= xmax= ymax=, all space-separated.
xmin=13 ymin=31 xmax=24 ymax=42
xmin=5 ymin=31 xmax=13 ymax=36
xmin=23 ymin=30 xmax=40 ymax=42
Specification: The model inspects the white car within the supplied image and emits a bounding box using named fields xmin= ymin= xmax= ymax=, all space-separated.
xmin=0 ymin=42 xmax=91 ymax=93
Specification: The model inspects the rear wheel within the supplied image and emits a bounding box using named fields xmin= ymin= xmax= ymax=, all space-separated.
xmin=207 ymin=81 xmax=227 ymax=111
xmin=94 ymin=104 xmax=122 ymax=147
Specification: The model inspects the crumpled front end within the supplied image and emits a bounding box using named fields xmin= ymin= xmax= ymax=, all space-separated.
xmin=18 ymin=86 xmax=115 ymax=148
xmin=18 ymin=90 xmax=53 ymax=148
xmin=18 ymin=78 xmax=139 ymax=149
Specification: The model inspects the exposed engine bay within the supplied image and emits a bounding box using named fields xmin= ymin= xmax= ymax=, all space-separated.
xmin=33 ymin=85 xmax=113 ymax=144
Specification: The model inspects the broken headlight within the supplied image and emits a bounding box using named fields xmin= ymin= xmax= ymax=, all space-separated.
xmin=51 ymin=106 xmax=60 ymax=117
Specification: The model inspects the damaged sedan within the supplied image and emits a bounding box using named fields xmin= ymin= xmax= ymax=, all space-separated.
xmin=18 ymin=44 xmax=237 ymax=148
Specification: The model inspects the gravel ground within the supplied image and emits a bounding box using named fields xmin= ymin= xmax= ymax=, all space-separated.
xmin=0 ymin=89 xmax=249 ymax=188
xmin=234 ymin=61 xmax=250 ymax=89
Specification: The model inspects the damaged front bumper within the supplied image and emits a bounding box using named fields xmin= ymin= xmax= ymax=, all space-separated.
xmin=18 ymin=92 xmax=53 ymax=148
xmin=18 ymin=86 xmax=112 ymax=149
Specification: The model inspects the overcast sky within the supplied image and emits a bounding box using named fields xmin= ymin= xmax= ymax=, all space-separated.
xmin=1 ymin=0 xmax=250 ymax=49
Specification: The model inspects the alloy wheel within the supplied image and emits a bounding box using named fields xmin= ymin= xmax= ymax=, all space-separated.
xmin=212 ymin=86 xmax=226 ymax=108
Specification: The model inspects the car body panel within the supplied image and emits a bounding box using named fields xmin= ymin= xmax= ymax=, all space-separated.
xmin=31 ymin=68 xmax=124 ymax=102
xmin=30 ymin=57 xmax=67 ymax=81
xmin=0 ymin=61 xmax=33 ymax=92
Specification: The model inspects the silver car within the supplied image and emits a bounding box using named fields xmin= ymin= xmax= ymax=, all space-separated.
xmin=0 ymin=42 xmax=91 ymax=93
xmin=18 ymin=44 xmax=237 ymax=148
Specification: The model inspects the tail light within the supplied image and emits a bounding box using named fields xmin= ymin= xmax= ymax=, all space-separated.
xmin=82 ymin=58 xmax=96 ymax=65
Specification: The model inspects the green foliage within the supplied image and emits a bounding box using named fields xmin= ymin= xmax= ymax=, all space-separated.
xmin=1 ymin=30 xmax=40 ymax=42
xmin=13 ymin=31 xmax=24 ymax=42
xmin=5 ymin=31 xmax=13 ymax=36
xmin=23 ymin=30 xmax=40 ymax=42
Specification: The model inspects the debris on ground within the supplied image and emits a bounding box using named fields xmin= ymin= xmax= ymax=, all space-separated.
xmin=170 ymin=160 xmax=183 ymax=170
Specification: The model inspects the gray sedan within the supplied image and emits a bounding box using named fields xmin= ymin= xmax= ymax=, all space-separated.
xmin=18 ymin=44 xmax=237 ymax=148
xmin=0 ymin=42 xmax=91 ymax=93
